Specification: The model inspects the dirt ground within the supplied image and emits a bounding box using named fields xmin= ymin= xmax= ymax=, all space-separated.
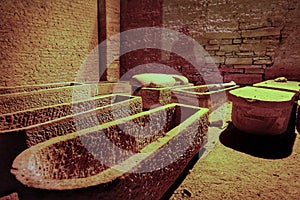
xmin=169 ymin=103 xmax=300 ymax=200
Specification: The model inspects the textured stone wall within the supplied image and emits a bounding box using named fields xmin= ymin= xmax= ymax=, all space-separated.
xmin=120 ymin=0 xmax=300 ymax=85
xmin=0 ymin=0 xmax=98 ymax=87
xmin=163 ymin=0 xmax=300 ymax=84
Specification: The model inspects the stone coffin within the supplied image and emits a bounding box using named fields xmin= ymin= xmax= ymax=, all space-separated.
xmin=133 ymin=84 xmax=193 ymax=110
xmin=0 ymin=82 xmax=132 ymax=115
xmin=0 ymin=94 xmax=138 ymax=131
xmin=11 ymin=103 xmax=209 ymax=200
xmin=0 ymin=94 xmax=142 ymax=146
xmin=0 ymin=95 xmax=142 ymax=197
xmin=172 ymin=81 xmax=238 ymax=111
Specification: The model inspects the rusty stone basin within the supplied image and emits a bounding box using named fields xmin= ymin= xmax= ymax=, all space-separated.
xmin=0 ymin=94 xmax=139 ymax=132
xmin=10 ymin=103 xmax=209 ymax=199
xmin=229 ymin=86 xmax=297 ymax=135
xmin=172 ymin=81 xmax=238 ymax=111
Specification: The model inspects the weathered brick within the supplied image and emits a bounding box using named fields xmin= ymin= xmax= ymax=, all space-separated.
xmin=242 ymin=39 xmax=260 ymax=44
xmin=215 ymin=51 xmax=226 ymax=56
xmin=225 ymin=57 xmax=253 ymax=65
xmin=209 ymin=39 xmax=221 ymax=44
xmin=253 ymin=59 xmax=273 ymax=65
xmin=233 ymin=39 xmax=242 ymax=44
xmin=240 ymin=43 xmax=268 ymax=51
xmin=235 ymin=52 xmax=254 ymax=56
xmin=233 ymin=65 xmax=262 ymax=69
xmin=205 ymin=45 xmax=220 ymax=51
xmin=205 ymin=32 xmax=241 ymax=39
xmin=241 ymin=27 xmax=281 ymax=38
xmin=253 ymin=56 xmax=270 ymax=61
xmin=221 ymin=39 xmax=232 ymax=45
xmin=244 ymin=68 xmax=265 ymax=74
xmin=220 ymin=45 xmax=239 ymax=52
xmin=223 ymin=73 xmax=263 ymax=85
xmin=205 ymin=56 xmax=225 ymax=64
xmin=219 ymin=65 xmax=244 ymax=73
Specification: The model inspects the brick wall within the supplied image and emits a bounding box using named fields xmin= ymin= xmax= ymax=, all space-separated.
xmin=0 ymin=0 xmax=98 ymax=87
xmin=162 ymin=0 xmax=300 ymax=84
xmin=120 ymin=0 xmax=300 ymax=85
xmin=120 ymin=0 xmax=163 ymax=79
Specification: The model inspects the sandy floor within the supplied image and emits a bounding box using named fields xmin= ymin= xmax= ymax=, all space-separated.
xmin=169 ymin=103 xmax=300 ymax=200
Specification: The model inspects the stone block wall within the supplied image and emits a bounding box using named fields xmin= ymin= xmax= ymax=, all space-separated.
xmin=0 ymin=0 xmax=98 ymax=87
xmin=120 ymin=0 xmax=300 ymax=85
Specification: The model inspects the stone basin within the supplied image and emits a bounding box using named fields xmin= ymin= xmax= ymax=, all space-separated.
xmin=0 ymin=94 xmax=142 ymax=197
xmin=0 ymin=94 xmax=142 ymax=147
xmin=0 ymin=82 xmax=132 ymax=115
xmin=0 ymin=94 xmax=138 ymax=131
xmin=132 ymin=84 xmax=193 ymax=110
xmin=172 ymin=81 xmax=238 ymax=111
xmin=229 ymin=86 xmax=297 ymax=135
xmin=11 ymin=103 xmax=209 ymax=199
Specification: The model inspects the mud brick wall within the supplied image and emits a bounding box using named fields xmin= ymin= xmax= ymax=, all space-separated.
xmin=0 ymin=0 xmax=98 ymax=87
xmin=120 ymin=0 xmax=300 ymax=85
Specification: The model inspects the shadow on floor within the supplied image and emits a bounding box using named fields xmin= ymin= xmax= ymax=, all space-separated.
xmin=219 ymin=122 xmax=296 ymax=159
xmin=160 ymin=153 xmax=200 ymax=200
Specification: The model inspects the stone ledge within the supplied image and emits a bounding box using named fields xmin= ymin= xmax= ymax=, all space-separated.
xmin=205 ymin=31 xmax=241 ymax=39
xmin=225 ymin=57 xmax=252 ymax=65
xmin=233 ymin=65 xmax=263 ymax=69
xmin=242 ymin=27 xmax=281 ymax=38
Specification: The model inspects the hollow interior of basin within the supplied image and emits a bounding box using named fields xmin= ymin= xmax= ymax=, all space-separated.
xmin=18 ymin=104 xmax=199 ymax=180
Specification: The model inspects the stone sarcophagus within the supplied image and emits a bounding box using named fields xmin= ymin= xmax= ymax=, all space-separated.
xmin=0 ymin=94 xmax=139 ymax=132
xmin=0 ymin=82 xmax=131 ymax=115
xmin=132 ymin=84 xmax=192 ymax=110
xmin=11 ymin=103 xmax=209 ymax=199
xmin=172 ymin=81 xmax=238 ymax=111
xmin=0 ymin=93 xmax=142 ymax=198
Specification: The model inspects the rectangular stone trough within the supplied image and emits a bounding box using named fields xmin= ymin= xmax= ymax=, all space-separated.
xmin=0 ymin=81 xmax=132 ymax=115
xmin=172 ymin=81 xmax=238 ymax=111
xmin=0 ymin=94 xmax=142 ymax=146
xmin=0 ymin=94 xmax=139 ymax=131
xmin=0 ymin=84 xmax=97 ymax=115
xmin=11 ymin=103 xmax=209 ymax=199
xmin=133 ymin=84 xmax=193 ymax=110
xmin=0 ymin=94 xmax=142 ymax=196
xmin=0 ymin=82 xmax=78 ymax=95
